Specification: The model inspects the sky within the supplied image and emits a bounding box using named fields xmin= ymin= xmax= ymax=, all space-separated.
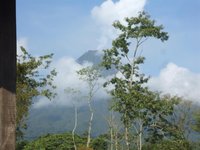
xmin=16 ymin=0 xmax=200 ymax=107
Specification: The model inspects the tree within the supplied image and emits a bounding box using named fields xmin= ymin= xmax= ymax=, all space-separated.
xmin=192 ymin=107 xmax=200 ymax=133
xmin=16 ymin=47 xmax=57 ymax=139
xmin=105 ymin=107 xmax=123 ymax=150
xmin=144 ymin=94 xmax=181 ymax=143
xmin=64 ymin=87 xmax=82 ymax=150
xmin=170 ymin=100 xmax=194 ymax=140
xmin=23 ymin=133 xmax=87 ymax=150
xmin=77 ymin=66 xmax=101 ymax=148
xmin=92 ymin=134 xmax=109 ymax=150
xmin=101 ymin=11 xmax=170 ymax=150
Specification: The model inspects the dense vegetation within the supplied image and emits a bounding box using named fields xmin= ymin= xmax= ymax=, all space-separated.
xmin=17 ymin=47 xmax=57 ymax=139
xmin=17 ymin=132 xmax=200 ymax=150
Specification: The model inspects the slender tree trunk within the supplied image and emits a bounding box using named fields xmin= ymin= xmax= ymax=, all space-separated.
xmin=125 ymin=126 xmax=130 ymax=150
xmin=124 ymin=112 xmax=130 ymax=150
xmin=107 ymin=110 xmax=119 ymax=150
xmin=0 ymin=0 xmax=16 ymax=149
xmin=114 ymin=129 xmax=118 ymax=150
xmin=108 ymin=111 xmax=114 ymax=150
xmin=72 ymin=105 xmax=77 ymax=150
xmin=110 ymin=127 xmax=113 ymax=150
xmin=139 ymin=131 xmax=142 ymax=150
xmin=138 ymin=121 xmax=143 ymax=150
xmin=86 ymin=99 xmax=93 ymax=148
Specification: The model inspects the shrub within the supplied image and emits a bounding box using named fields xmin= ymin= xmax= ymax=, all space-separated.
xmin=24 ymin=133 xmax=86 ymax=150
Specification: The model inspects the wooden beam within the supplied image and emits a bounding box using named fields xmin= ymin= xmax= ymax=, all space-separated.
xmin=0 ymin=89 xmax=16 ymax=149
xmin=0 ymin=0 xmax=16 ymax=149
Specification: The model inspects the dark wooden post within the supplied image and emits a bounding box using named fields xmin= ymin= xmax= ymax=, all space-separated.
xmin=0 ymin=0 xmax=16 ymax=149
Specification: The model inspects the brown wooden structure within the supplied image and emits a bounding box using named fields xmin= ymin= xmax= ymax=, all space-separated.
xmin=0 ymin=0 xmax=16 ymax=149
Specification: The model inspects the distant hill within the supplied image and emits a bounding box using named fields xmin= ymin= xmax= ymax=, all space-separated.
xmin=76 ymin=50 xmax=102 ymax=65
xmin=24 ymin=100 xmax=110 ymax=140
xmin=77 ymin=50 xmax=116 ymax=76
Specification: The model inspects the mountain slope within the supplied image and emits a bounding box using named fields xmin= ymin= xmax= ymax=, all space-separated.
xmin=77 ymin=50 xmax=116 ymax=76
xmin=24 ymin=100 xmax=110 ymax=140
xmin=76 ymin=50 xmax=102 ymax=65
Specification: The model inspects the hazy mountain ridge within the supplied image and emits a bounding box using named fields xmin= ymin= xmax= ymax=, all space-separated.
xmin=25 ymin=100 xmax=110 ymax=140
xmin=76 ymin=50 xmax=116 ymax=76
xmin=76 ymin=50 xmax=102 ymax=65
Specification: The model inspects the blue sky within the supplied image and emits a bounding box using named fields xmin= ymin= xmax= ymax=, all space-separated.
xmin=17 ymin=0 xmax=200 ymax=73
xmin=16 ymin=0 xmax=200 ymax=106
xmin=144 ymin=0 xmax=200 ymax=74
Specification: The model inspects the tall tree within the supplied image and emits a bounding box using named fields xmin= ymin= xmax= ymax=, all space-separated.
xmin=0 ymin=0 xmax=16 ymax=149
xmin=105 ymin=110 xmax=122 ymax=150
xmin=77 ymin=66 xmax=101 ymax=148
xmin=192 ymin=107 xmax=200 ymax=133
xmin=144 ymin=94 xmax=181 ymax=143
xmin=171 ymin=100 xmax=194 ymax=140
xmin=16 ymin=47 xmax=57 ymax=140
xmin=101 ymin=12 xmax=169 ymax=150
xmin=64 ymin=87 xmax=82 ymax=150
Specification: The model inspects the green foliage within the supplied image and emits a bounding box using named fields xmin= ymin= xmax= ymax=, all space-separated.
xmin=16 ymin=140 xmax=29 ymax=150
xmin=192 ymin=110 xmax=200 ymax=132
xmin=91 ymin=135 xmax=109 ymax=150
xmin=77 ymin=66 xmax=101 ymax=87
xmin=77 ymin=66 xmax=102 ymax=147
xmin=77 ymin=146 xmax=93 ymax=150
xmin=101 ymin=12 xmax=172 ymax=148
xmin=101 ymin=12 xmax=169 ymax=122
xmin=19 ymin=132 xmax=200 ymax=150
xmin=102 ymin=11 xmax=168 ymax=71
xmin=191 ymin=142 xmax=200 ymax=150
xmin=23 ymin=133 xmax=109 ymax=150
xmin=17 ymin=47 xmax=57 ymax=139
xmin=168 ymin=100 xmax=195 ymax=141
xmin=140 ymin=94 xmax=181 ymax=143
xmin=143 ymin=140 xmax=192 ymax=150
xmin=23 ymin=133 xmax=86 ymax=150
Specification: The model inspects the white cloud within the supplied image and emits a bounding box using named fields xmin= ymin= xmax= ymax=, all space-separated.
xmin=149 ymin=63 xmax=200 ymax=103
xmin=33 ymin=57 xmax=109 ymax=108
xmin=34 ymin=57 xmax=83 ymax=108
xmin=33 ymin=59 xmax=200 ymax=108
xmin=92 ymin=0 xmax=146 ymax=26
xmin=91 ymin=0 xmax=147 ymax=49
